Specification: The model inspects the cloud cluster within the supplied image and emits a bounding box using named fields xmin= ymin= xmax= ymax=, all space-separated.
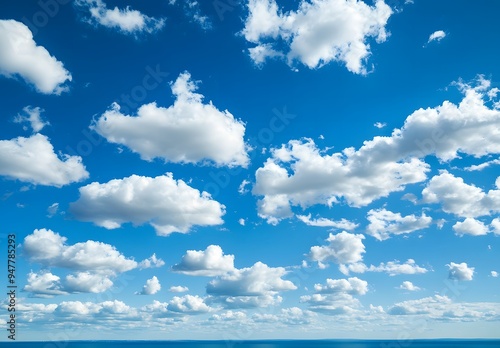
xmin=0 ymin=134 xmax=89 ymax=187
xmin=76 ymin=0 xmax=165 ymax=35
xmin=366 ymin=208 xmax=432 ymax=240
xmin=69 ymin=173 xmax=225 ymax=236
xmin=14 ymin=106 xmax=49 ymax=133
xmin=93 ymin=72 xmax=249 ymax=167
xmin=242 ymin=0 xmax=393 ymax=73
xmin=0 ymin=20 xmax=72 ymax=94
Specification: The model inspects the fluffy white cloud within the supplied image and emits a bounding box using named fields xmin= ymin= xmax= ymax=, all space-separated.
xmin=297 ymin=214 xmax=358 ymax=231
xmin=22 ymin=229 xmax=137 ymax=273
xmin=366 ymin=208 xmax=432 ymax=240
xmin=309 ymin=232 xmax=366 ymax=265
xmin=207 ymin=262 xmax=296 ymax=308
xmin=169 ymin=285 xmax=189 ymax=293
xmin=254 ymin=79 xmax=500 ymax=223
xmin=340 ymin=259 xmax=428 ymax=276
xmin=64 ymin=272 xmax=114 ymax=293
xmin=137 ymin=276 xmax=161 ymax=295
xmin=138 ymin=254 xmax=165 ymax=269
xmin=14 ymin=106 xmax=49 ymax=133
xmin=398 ymin=281 xmax=421 ymax=291
xmin=167 ymin=295 xmax=212 ymax=314
xmin=314 ymin=277 xmax=368 ymax=295
xmin=242 ymin=0 xmax=393 ymax=74
xmin=76 ymin=0 xmax=165 ymax=35
xmin=300 ymin=293 xmax=362 ymax=315
xmin=453 ymin=218 xmax=489 ymax=236
xmin=422 ymin=171 xmax=500 ymax=218
xmin=491 ymin=218 xmax=500 ymax=235
xmin=447 ymin=262 xmax=474 ymax=281
xmin=0 ymin=20 xmax=72 ymax=94
xmin=69 ymin=173 xmax=225 ymax=236
xmin=210 ymin=310 xmax=247 ymax=321
xmin=427 ymin=30 xmax=446 ymax=43
xmin=491 ymin=271 xmax=498 ymax=278
xmin=24 ymin=271 xmax=67 ymax=297
xmin=0 ymin=134 xmax=89 ymax=187
xmin=172 ymin=245 xmax=235 ymax=276
xmin=92 ymin=72 xmax=249 ymax=167
xmin=464 ymin=158 xmax=500 ymax=172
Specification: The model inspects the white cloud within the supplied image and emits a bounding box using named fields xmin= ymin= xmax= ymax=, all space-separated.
xmin=167 ymin=295 xmax=212 ymax=314
xmin=422 ymin=171 xmax=500 ymax=218
xmin=92 ymin=72 xmax=249 ymax=167
xmin=138 ymin=254 xmax=165 ymax=269
xmin=340 ymin=259 xmax=428 ymax=276
xmin=22 ymin=229 xmax=137 ymax=273
xmin=238 ymin=218 xmax=246 ymax=226
xmin=0 ymin=20 xmax=72 ymax=94
xmin=447 ymin=262 xmax=474 ymax=281
xmin=64 ymin=272 xmax=114 ymax=293
xmin=169 ymin=286 xmax=189 ymax=293
xmin=366 ymin=208 xmax=432 ymax=240
xmin=0 ymin=134 xmax=89 ymax=187
xmin=300 ymin=293 xmax=362 ymax=315
xmin=464 ymin=158 xmax=500 ymax=171
xmin=254 ymin=79 xmax=500 ymax=223
xmin=427 ymin=30 xmax=446 ymax=43
xmin=137 ymin=276 xmax=161 ymax=295
xmin=491 ymin=218 xmax=500 ymax=235
xmin=14 ymin=106 xmax=49 ymax=133
xmin=210 ymin=310 xmax=247 ymax=321
xmin=47 ymin=202 xmax=59 ymax=218
xmin=76 ymin=0 xmax=165 ymax=35
xmin=452 ymin=218 xmax=489 ymax=236
xmin=24 ymin=271 xmax=67 ymax=297
xmin=309 ymin=232 xmax=366 ymax=265
xmin=242 ymin=0 xmax=393 ymax=74
xmin=297 ymin=214 xmax=358 ymax=231
xmin=207 ymin=262 xmax=296 ymax=308
xmin=398 ymin=281 xmax=421 ymax=291
xmin=314 ymin=277 xmax=368 ymax=295
xmin=238 ymin=179 xmax=251 ymax=194
xmin=491 ymin=271 xmax=498 ymax=278
xmin=69 ymin=173 xmax=225 ymax=236
xmin=374 ymin=122 xmax=387 ymax=129
xmin=172 ymin=245 xmax=235 ymax=276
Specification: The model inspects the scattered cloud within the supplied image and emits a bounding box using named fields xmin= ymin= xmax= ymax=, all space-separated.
xmin=297 ymin=214 xmax=358 ymax=231
xmin=464 ymin=158 xmax=500 ymax=172
xmin=169 ymin=286 xmax=189 ymax=293
xmin=452 ymin=218 xmax=489 ymax=236
xmin=314 ymin=277 xmax=368 ymax=295
xmin=47 ymin=203 xmax=59 ymax=218
xmin=427 ymin=30 xmax=446 ymax=44
xmin=238 ymin=218 xmax=245 ymax=226
xmin=0 ymin=20 xmax=72 ymax=94
xmin=168 ymin=295 xmax=212 ymax=314
xmin=0 ymin=134 xmax=89 ymax=187
xmin=309 ymin=231 xmax=366 ymax=266
xmin=491 ymin=271 xmax=498 ymax=278
xmin=366 ymin=208 xmax=432 ymax=241
xmin=137 ymin=276 xmax=161 ymax=295
xmin=138 ymin=254 xmax=165 ymax=269
xmin=92 ymin=72 xmax=249 ymax=168
xmin=398 ymin=281 xmax=421 ymax=291
xmin=14 ymin=106 xmax=49 ymax=133
xmin=340 ymin=259 xmax=428 ymax=276
xmin=172 ymin=245 xmax=235 ymax=276
xmin=242 ymin=0 xmax=393 ymax=74
xmin=75 ymin=0 xmax=165 ymax=35
xmin=374 ymin=122 xmax=386 ymax=129
xmin=69 ymin=173 xmax=225 ymax=236
xmin=447 ymin=262 xmax=474 ymax=281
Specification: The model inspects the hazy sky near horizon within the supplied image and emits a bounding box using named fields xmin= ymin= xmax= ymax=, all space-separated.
xmin=1 ymin=0 xmax=500 ymax=341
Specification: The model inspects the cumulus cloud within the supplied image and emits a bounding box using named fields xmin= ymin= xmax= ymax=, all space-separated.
xmin=491 ymin=271 xmax=498 ymax=278
xmin=314 ymin=277 xmax=368 ymax=295
xmin=69 ymin=173 xmax=225 ymax=236
xmin=75 ymin=0 xmax=165 ymax=35
xmin=0 ymin=134 xmax=89 ymax=187
xmin=366 ymin=208 xmax=432 ymax=240
xmin=92 ymin=72 xmax=249 ymax=167
xmin=172 ymin=245 xmax=235 ymax=276
xmin=297 ymin=214 xmax=358 ymax=231
xmin=167 ymin=295 xmax=212 ymax=314
xmin=398 ymin=281 xmax=421 ymax=291
xmin=64 ymin=272 xmax=114 ymax=293
xmin=447 ymin=262 xmax=474 ymax=281
xmin=309 ymin=232 xmax=366 ymax=265
xmin=242 ymin=0 xmax=393 ymax=74
xmin=300 ymin=293 xmax=362 ymax=315
xmin=138 ymin=254 xmax=165 ymax=269
xmin=452 ymin=218 xmax=489 ymax=236
xmin=491 ymin=218 xmax=500 ymax=235
xmin=0 ymin=20 xmax=72 ymax=94
xmin=14 ymin=106 xmax=49 ymax=133
xmin=24 ymin=271 xmax=67 ymax=297
xmin=169 ymin=286 xmax=189 ymax=293
xmin=254 ymin=78 xmax=500 ymax=223
xmin=340 ymin=259 xmax=428 ymax=276
xmin=427 ymin=30 xmax=446 ymax=44
xmin=137 ymin=276 xmax=161 ymax=295
xmin=207 ymin=262 xmax=296 ymax=308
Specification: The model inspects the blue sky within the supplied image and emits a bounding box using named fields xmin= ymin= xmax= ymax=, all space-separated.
xmin=1 ymin=0 xmax=500 ymax=341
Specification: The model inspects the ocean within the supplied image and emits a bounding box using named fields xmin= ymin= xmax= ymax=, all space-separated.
xmin=5 ymin=340 xmax=500 ymax=348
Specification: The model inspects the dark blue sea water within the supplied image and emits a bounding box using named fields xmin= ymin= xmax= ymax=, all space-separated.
xmin=5 ymin=340 xmax=500 ymax=348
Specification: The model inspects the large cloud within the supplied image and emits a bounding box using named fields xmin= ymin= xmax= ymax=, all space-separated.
xmin=253 ymin=77 xmax=500 ymax=224
xmin=172 ymin=245 xmax=235 ymax=276
xmin=366 ymin=208 xmax=432 ymax=241
xmin=0 ymin=134 xmax=89 ymax=187
xmin=69 ymin=173 xmax=225 ymax=236
xmin=242 ymin=0 xmax=392 ymax=74
xmin=0 ymin=20 xmax=72 ymax=94
xmin=92 ymin=72 xmax=249 ymax=167
xmin=447 ymin=262 xmax=474 ymax=281
xmin=75 ymin=0 xmax=165 ymax=35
